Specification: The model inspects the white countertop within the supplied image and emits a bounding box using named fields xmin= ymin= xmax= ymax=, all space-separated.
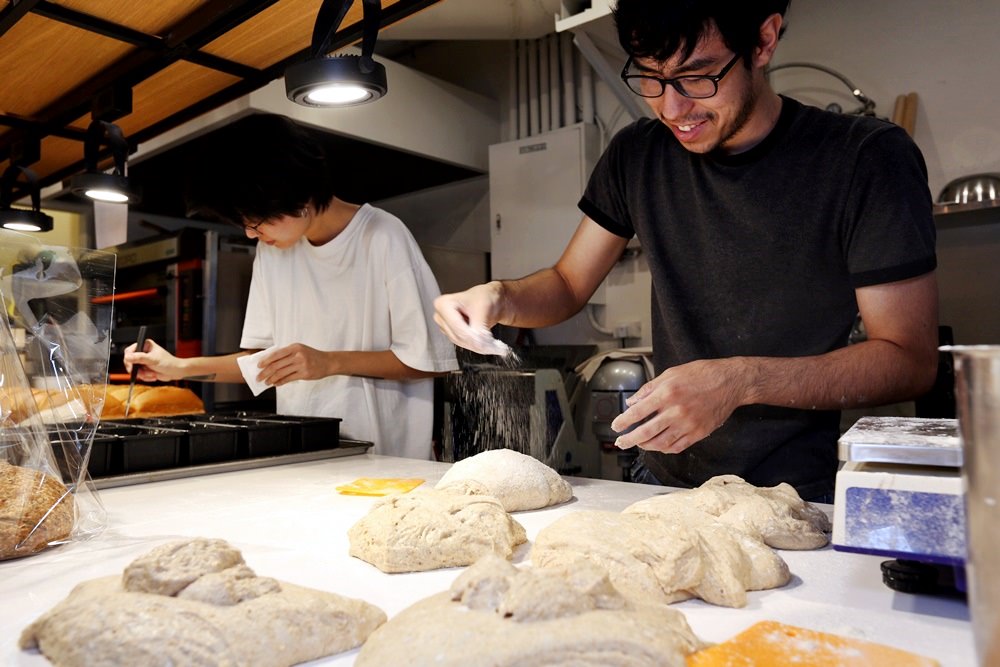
xmin=2 ymin=453 xmax=973 ymax=666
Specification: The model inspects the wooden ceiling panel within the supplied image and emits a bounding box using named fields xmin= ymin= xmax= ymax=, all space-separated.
xmin=52 ymin=0 xmax=213 ymax=37
xmin=0 ymin=0 xmax=442 ymax=194
xmin=202 ymin=0 xmax=403 ymax=66
xmin=51 ymin=0 xmax=211 ymax=37
xmin=126 ymin=62 xmax=241 ymax=136
xmin=201 ymin=0 xmax=322 ymax=66
xmin=9 ymin=134 xmax=84 ymax=187
xmin=0 ymin=13 xmax=137 ymax=117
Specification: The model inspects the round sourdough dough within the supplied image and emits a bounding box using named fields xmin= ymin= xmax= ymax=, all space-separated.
xmin=0 ymin=461 xmax=75 ymax=560
xmin=531 ymin=508 xmax=790 ymax=608
xmin=19 ymin=538 xmax=386 ymax=666
xmin=355 ymin=555 xmax=706 ymax=667
xmin=435 ymin=448 xmax=573 ymax=511
xmin=623 ymin=475 xmax=832 ymax=550
xmin=348 ymin=489 xmax=527 ymax=573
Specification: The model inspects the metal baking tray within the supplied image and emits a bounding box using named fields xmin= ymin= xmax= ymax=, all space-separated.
xmin=838 ymin=416 xmax=961 ymax=467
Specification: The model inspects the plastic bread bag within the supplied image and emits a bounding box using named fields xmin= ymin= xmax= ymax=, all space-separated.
xmin=0 ymin=230 xmax=115 ymax=559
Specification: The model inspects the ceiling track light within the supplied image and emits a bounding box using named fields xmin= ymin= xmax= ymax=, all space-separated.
xmin=285 ymin=0 xmax=387 ymax=107
xmin=69 ymin=119 xmax=141 ymax=204
xmin=0 ymin=165 xmax=54 ymax=233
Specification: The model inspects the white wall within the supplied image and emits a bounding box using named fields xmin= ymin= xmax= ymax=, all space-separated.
xmin=772 ymin=0 xmax=1000 ymax=198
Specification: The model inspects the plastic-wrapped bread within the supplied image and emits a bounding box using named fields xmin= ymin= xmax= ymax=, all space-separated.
xmin=0 ymin=461 xmax=75 ymax=560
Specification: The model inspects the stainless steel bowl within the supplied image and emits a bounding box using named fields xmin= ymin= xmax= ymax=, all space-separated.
xmin=937 ymin=173 xmax=1000 ymax=205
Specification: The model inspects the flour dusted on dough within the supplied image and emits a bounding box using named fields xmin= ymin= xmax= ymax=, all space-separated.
xmin=435 ymin=448 xmax=573 ymax=511
xmin=625 ymin=475 xmax=831 ymax=550
xmin=123 ymin=538 xmax=244 ymax=596
xmin=531 ymin=504 xmax=792 ymax=608
xmin=348 ymin=488 xmax=527 ymax=573
xmin=355 ymin=555 xmax=706 ymax=667
xmin=20 ymin=538 xmax=386 ymax=666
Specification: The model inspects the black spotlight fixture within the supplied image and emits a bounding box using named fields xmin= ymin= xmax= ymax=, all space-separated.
xmin=0 ymin=165 xmax=54 ymax=233
xmin=285 ymin=0 xmax=387 ymax=107
xmin=69 ymin=119 xmax=140 ymax=204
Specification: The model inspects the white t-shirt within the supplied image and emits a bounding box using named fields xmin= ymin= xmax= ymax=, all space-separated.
xmin=240 ymin=204 xmax=459 ymax=459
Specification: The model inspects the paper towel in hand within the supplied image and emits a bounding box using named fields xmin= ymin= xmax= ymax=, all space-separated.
xmin=237 ymin=346 xmax=278 ymax=396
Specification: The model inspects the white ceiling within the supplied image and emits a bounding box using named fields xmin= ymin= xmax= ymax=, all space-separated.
xmin=379 ymin=0 xmax=564 ymax=40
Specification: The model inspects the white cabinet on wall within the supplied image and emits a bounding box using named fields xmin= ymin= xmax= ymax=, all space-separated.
xmin=488 ymin=122 xmax=604 ymax=302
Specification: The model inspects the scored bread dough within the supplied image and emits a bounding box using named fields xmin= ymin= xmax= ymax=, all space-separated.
xmin=348 ymin=488 xmax=527 ymax=573
xmin=624 ymin=475 xmax=831 ymax=550
xmin=20 ymin=538 xmax=386 ymax=666
xmin=0 ymin=461 xmax=75 ymax=560
xmin=435 ymin=448 xmax=573 ymax=511
xmin=355 ymin=554 xmax=707 ymax=667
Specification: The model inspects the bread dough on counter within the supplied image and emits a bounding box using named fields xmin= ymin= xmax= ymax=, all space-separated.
xmin=19 ymin=538 xmax=386 ymax=666
xmin=530 ymin=476 xmax=830 ymax=608
xmin=623 ymin=474 xmax=831 ymax=550
xmin=355 ymin=554 xmax=706 ymax=666
xmin=348 ymin=489 xmax=527 ymax=573
xmin=0 ymin=461 xmax=75 ymax=560
xmin=435 ymin=448 xmax=574 ymax=511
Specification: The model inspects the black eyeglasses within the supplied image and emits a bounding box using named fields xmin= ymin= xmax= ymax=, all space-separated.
xmin=243 ymin=219 xmax=269 ymax=233
xmin=621 ymin=52 xmax=742 ymax=99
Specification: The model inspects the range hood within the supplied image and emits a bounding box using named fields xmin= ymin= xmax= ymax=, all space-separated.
xmin=102 ymin=47 xmax=499 ymax=216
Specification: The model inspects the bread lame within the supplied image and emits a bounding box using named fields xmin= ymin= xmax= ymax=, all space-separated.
xmin=123 ymin=325 xmax=147 ymax=418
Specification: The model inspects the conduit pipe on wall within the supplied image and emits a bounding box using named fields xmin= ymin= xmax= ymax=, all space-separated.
xmin=511 ymin=33 xmax=594 ymax=139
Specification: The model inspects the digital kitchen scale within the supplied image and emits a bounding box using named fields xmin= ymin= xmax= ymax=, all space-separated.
xmin=832 ymin=416 xmax=966 ymax=595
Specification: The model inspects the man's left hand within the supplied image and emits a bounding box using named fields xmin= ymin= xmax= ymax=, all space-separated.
xmin=610 ymin=358 xmax=750 ymax=454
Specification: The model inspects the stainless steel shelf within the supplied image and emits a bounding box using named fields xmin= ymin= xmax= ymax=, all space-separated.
xmin=933 ymin=200 xmax=1000 ymax=228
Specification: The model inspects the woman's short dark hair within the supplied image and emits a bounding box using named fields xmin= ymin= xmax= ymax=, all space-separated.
xmin=613 ymin=0 xmax=790 ymax=65
xmin=184 ymin=113 xmax=338 ymax=226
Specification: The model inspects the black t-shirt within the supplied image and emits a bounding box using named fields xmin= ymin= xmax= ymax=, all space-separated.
xmin=579 ymin=96 xmax=936 ymax=498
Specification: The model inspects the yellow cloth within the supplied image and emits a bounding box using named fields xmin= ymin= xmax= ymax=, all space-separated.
xmin=336 ymin=478 xmax=425 ymax=496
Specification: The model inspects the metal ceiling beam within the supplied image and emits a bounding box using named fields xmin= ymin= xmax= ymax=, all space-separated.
xmin=0 ymin=0 xmax=44 ymax=38
xmin=32 ymin=2 xmax=261 ymax=82
xmin=0 ymin=113 xmax=88 ymax=141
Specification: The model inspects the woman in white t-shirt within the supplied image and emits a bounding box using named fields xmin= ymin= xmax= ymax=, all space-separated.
xmin=124 ymin=113 xmax=458 ymax=459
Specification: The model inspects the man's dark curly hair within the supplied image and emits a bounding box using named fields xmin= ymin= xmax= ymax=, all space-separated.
xmin=613 ymin=1 xmax=790 ymax=65
xmin=184 ymin=113 xmax=338 ymax=227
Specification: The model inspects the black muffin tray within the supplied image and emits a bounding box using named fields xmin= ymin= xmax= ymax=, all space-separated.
xmin=40 ymin=412 xmax=343 ymax=477
xmin=132 ymin=418 xmax=241 ymax=465
xmin=161 ymin=412 xmax=341 ymax=456
xmin=95 ymin=423 xmax=184 ymax=473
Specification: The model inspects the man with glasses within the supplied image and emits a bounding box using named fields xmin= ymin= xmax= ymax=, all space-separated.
xmin=434 ymin=1 xmax=937 ymax=502
xmin=125 ymin=113 xmax=458 ymax=460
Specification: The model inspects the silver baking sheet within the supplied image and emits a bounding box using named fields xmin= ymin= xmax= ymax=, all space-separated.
xmin=838 ymin=416 xmax=961 ymax=467
xmin=93 ymin=441 xmax=373 ymax=489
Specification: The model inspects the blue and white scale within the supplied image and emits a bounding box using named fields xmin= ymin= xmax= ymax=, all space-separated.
xmin=832 ymin=416 xmax=965 ymax=569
